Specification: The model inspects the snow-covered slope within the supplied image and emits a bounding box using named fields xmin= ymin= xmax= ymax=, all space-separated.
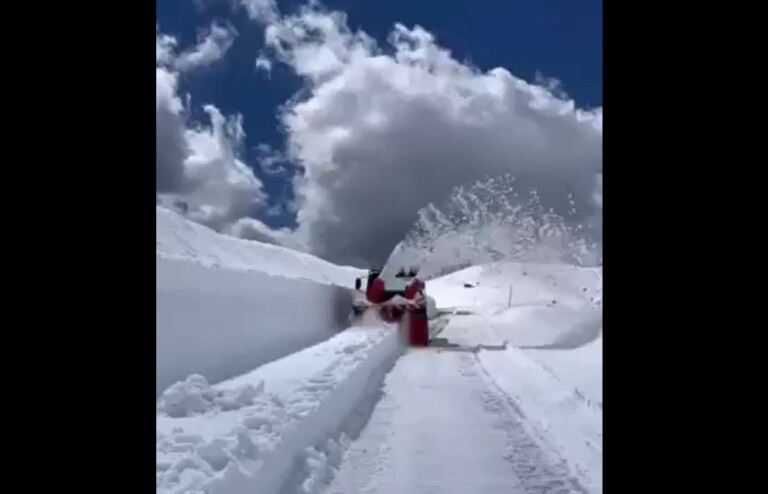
xmin=427 ymin=262 xmax=602 ymax=405
xmin=428 ymin=262 xmax=602 ymax=313
xmin=156 ymin=207 xmax=365 ymax=395
xmin=157 ymin=206 xmax=364 ymax=287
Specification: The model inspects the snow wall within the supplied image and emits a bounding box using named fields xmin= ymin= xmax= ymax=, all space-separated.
xmin=157 ymin=255 xmax=354 ymax=396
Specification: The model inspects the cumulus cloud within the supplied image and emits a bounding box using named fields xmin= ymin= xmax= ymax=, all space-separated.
xmin=156 ymin=33 xmax=189 ymax=194
xmin=260 ymin=5 xmax=602 ymax=266
xmin=180 ymin=106 xmax=266 ymax=230
xmin=156 ymin=26 xmax=267 ymax=234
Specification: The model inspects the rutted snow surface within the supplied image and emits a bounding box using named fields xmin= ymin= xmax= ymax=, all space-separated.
xmin=321 ymin=347 xmax=587 ymax=494
xmin=156 ymin=326 xmax=403 ymax=494
xmin=478 ymin=346 xmax=602 ymax=489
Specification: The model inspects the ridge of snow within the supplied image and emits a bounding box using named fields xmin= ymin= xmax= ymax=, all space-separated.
xmin=156 ymin=206 xmax=365 ymax=287
xmin=156 ymin=326 xmax=404 ymax=494
xmin=156 ymin=206 xmax=367 ymax=395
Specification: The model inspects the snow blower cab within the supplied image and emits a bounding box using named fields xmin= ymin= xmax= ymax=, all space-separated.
xmin=354 ymin=268 xmax=382 ymax=295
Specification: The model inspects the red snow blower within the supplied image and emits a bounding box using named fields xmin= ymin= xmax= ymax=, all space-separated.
xmin=352 ymin=267 xmax=430 ymax=346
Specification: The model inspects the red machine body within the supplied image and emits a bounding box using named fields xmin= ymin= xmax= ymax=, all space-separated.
xmin=353 ymin=268 xmax=430 ymax=346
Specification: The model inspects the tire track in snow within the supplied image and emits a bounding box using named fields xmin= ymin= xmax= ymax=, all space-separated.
xmin=473 ymin=346 xmax=601 ymax=492
xmin=470 ymin=353 xmax=589 ymax=494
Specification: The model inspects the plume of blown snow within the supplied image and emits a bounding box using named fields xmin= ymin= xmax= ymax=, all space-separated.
xmin=381 ymin=174 xmax=601 ymax=281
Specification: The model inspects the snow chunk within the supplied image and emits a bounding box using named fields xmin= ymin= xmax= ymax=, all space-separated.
xmin=215 ymin=381 xmax=265 ymax=411
xmin=158 ymin=374 xmax=270 ymax=417
xmin=157 ymin=374 xmax=217 ymax=417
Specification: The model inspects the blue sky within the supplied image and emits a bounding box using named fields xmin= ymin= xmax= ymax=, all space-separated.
xmin=156 ymin=0 xmax=602 ymax=265
xmin=157 ymin=0 xmax=601 ymax=225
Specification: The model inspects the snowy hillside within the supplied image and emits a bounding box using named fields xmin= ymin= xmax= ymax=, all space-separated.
xmin=428 ymin=262 xmax=602 ymax=404
xmin=157 ymin=206 xmax=364 ymax=287
xmin=156 ymin=206 xmax=365 ymax=395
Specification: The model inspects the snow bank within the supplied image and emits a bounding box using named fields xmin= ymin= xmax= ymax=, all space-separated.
xmin=156 ymin=327 xmax=404 ymax=494
xmin=156 ymin=206 xmax=368 ymax=395
xmin=157 ymin=206 xmax=364 ymax=287
xmin=157 ymin=255 xmax=355 ymax=396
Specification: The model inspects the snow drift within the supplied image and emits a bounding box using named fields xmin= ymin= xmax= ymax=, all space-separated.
xmin=156 ymin=206 xmax=364 ymax=395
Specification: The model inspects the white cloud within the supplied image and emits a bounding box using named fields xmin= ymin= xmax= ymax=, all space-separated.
xmin=156 ymin=35 xmax=189 ymax=194
xmin=174 ymin=22 xmax=238 ymax=72
xmin=180 ymin=106 xmax=266 ymax=230
xmin=261 ymin=5 xmax=602 ymax=265
xmin=238 ymin=0 xmax=279 ymax=24
xmin=255 ymin=54 xmax=273 ymax=77
xmin=156 ymin=26 xmax=267 ymax=235
xmin=156 ymin=28 xmax=177 ymax=65
xmin=255 ymin=143 xmax=292 ymax=176
xmin=226 ymin=217 xmax=304 ymax=251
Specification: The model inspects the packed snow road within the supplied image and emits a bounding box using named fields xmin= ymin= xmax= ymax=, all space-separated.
xmin=319 ymin=324 xmax=589 ymax=494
